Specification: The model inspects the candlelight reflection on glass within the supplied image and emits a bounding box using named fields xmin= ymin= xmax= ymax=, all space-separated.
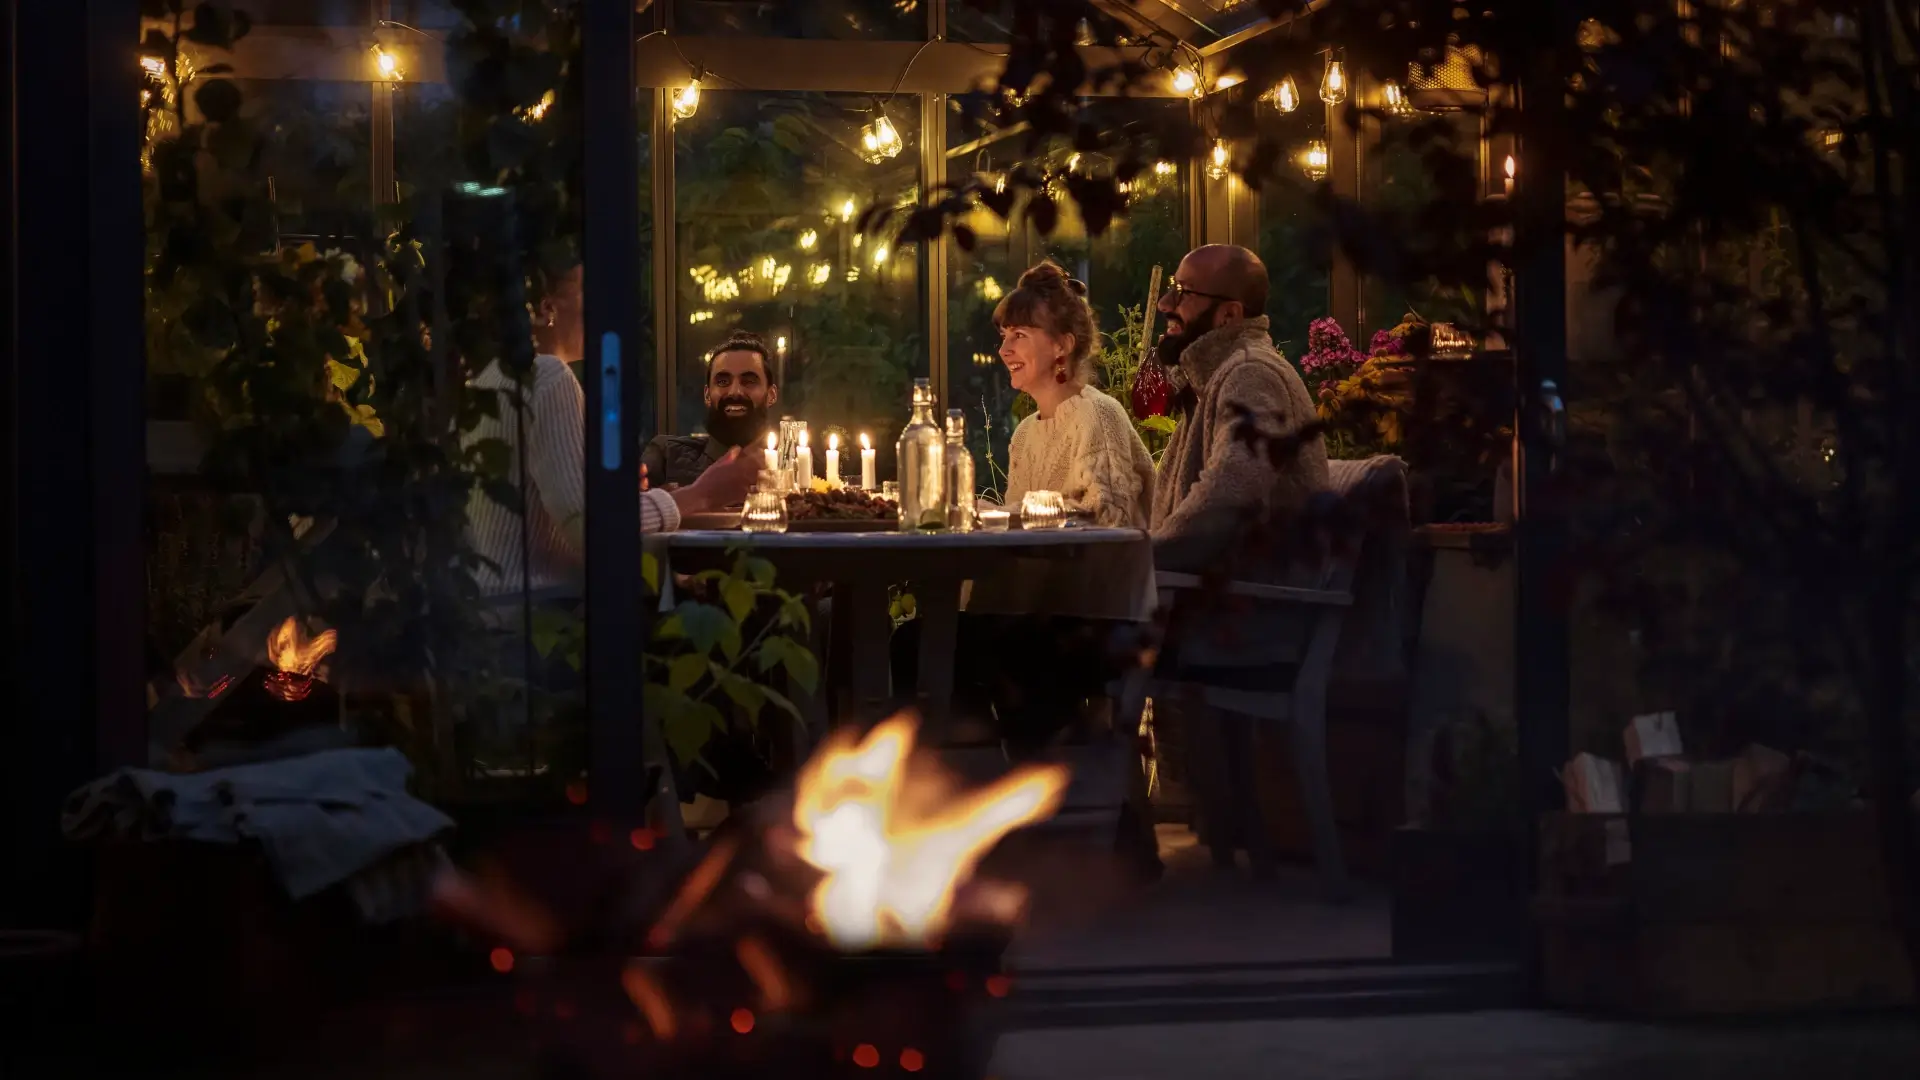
xmin=740 ymin=490 xmax=789 ymax=533
xmin=1020 ymin=490 xmax=1067 ymax=529
xmin=978 ymin=509 xmax=1012 ymax=532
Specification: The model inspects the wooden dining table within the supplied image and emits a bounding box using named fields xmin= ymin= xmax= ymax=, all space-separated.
xmin=655 ymin=526 xmax=1151 ymax=740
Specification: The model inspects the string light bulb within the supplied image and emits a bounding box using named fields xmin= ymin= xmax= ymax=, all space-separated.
xmin=1214 ymin=74 xmax=1243 ymax=91
xmin=872 ymin=242 xmax=890 ymax=267
xmin=839 ymin=198 xmax=856 ymax=222
xmin=1503 ymin=154 xmax=1516 ymax=195
xmin=1303 ymin=139 xmax=1330 ymax=182
xmin=1262 ymin=75 xmax=1300 ymax=114
xmin=858 ymin=115 xmax=903 ymax=163
xmin=1170 ymin=64 xmax=1202 ymax=99
xmin=1319 ymin=57 xmax=1347 ymax=105
xmin=799 ymin=229 xmax=818 ymax=251
xmin=671 ymin=78 xmax=701 ymax=120
xmin=1205 ymin=139 xmax=1230 ymax=180
xmin=372 ymin=45 xmax=402 ymax=82
xmin=1382 ymin=82 xmax=1414 ymax=118
xmin=1153 ymin=159 xmax=1177 ymax=177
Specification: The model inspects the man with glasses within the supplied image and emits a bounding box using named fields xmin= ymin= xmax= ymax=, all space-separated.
xmin=1147 ymin=244 xmax=1333 ymax=876
xmin=1150 ymin=244 xmax=1330 ymax=578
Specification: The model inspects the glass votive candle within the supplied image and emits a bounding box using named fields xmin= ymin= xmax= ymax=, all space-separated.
xmin=740 ymin=490 xmax=790 ymax=533
xmin=1020 ymin=490 xmax=1067 ymax=529
xmin=881 ymin=480 xmax=900 ymax=501
xmin=977 ymin=509 xmax=1012 ymax=532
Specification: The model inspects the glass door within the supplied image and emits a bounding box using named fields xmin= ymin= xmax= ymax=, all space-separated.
xmin=128 ymin=0 xmax=657 ymax=816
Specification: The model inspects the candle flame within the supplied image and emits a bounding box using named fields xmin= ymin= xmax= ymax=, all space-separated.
xmin=767 ymin=432 xmax=779 ymax=451
xmin=860 ymin=433 xmax=872 ymax=450
xmin=1504 ymin=154 xmax=1516 ymax=178
xmin=828 ymin=433 xmax=840 ymax=451
xmin=798 ymin=429 xmax=809 ymax=449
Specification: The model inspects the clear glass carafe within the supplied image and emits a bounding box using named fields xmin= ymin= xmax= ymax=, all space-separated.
xmin=944 ymin=409 xmax=975 ymax=533
xmin=895 ymin=379 xmax=946 ymax=531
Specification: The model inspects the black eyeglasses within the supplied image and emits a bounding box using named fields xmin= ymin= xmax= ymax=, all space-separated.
xmin=1162 ymin=279 xmax=1236 ymax=305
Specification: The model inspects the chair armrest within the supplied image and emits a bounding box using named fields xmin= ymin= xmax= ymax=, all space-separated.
xmin=1156 ymin=571 xmax=1353 ymax=607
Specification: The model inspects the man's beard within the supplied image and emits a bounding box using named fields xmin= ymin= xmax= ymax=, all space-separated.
xmin=705 ymin=397 xmax=769 ymax=448
xmin=1153 ymin=301 xmax=1223 ymax=368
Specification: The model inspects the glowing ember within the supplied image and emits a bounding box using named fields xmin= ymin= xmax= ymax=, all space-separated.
xmin=262 ymin=616 xmax=337 ymax=702
xmin=792 ymin=715 xmax=1068 ymax=951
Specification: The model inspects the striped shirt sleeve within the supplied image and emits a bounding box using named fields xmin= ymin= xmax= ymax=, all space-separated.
xmin=525 ymin=358 xmax=588 ymax=556
xmin=642 ymin=487 xmax=681 ymax=533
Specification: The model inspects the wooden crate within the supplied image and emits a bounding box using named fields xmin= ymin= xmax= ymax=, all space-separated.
xmin=1536 ymin=812 xmax=1914 ymax=1015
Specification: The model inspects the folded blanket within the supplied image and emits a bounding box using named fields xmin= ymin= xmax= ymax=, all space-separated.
xmin=62 ymin=747 xmax=454 ymax=922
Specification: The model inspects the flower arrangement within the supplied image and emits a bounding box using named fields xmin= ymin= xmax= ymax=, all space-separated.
xmin=1304 ymin=317 xmax=1420 ymax=458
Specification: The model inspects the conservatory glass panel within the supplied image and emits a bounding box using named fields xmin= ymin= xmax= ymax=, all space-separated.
xmin=944 ymin=96 xmax=1190 ymax=494
xmin=1257 ymin=101 xmax=1334 ymax=362
xmin=671 ymin=90 xmax=927 ymax=478
xmin=140 ymin=4 xmax=595 ymax=802
xmin=1361 ymin=111 xmax=1484 ymax=340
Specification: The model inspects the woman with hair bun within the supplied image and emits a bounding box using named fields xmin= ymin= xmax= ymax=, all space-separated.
xmin=992 ymin=260 xmax=1156 ymax=528
xmin=893 ymin=260 xmax=1163 ymax=880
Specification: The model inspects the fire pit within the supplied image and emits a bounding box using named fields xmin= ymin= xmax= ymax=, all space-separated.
xmin=496 ymin=716 xmax=1066 ymax=1080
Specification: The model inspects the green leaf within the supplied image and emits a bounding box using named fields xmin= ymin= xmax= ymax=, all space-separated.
xmin=759 ymin=684 xmax=804 ymax=724
xmin=664 ymin=701 xmax=724 ymax=767
xmin=742 ymin=556 xmax=777 ymax=588
xmin=778 ymin=594 xmax=812 ymax=634
xmin=1141 ymin=414 xmax=1180 ymax=435
xmin=530 ymin=607 xmax=576 ymax=659
xmin=671 ymin=602 xmax=735 ymax=655
xmin=193 ymin=78 xmax=242 ymax=124
xmin=757 ymin=635 xmax=820 ymax=695
xmin=326 ymin=359 xmax=362 ymax=391
xmin=642 ymin=552 xmax=661 ymax=595
xmin=720 ymin=577 xmax=756 ymax=623
xmin=667 ymin=652 xmax=707 ymax=693
xmin=711 ymin=666 xmax=766 ymax=720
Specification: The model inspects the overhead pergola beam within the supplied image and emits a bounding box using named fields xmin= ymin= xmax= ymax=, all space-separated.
xmin=636 ymin=35 xmax=1181 ymax=96
xmin=1199 ymin=0 xmax=1334 ymax=58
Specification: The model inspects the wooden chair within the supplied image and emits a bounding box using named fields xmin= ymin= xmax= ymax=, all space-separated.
xmin=1115 ymin=559 xmax=1358 ymax=901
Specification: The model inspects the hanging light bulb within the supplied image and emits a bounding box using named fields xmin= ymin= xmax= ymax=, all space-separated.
xmin=671 ymin=78 xmax=702 ymax=120
xmin=1382 ymin=81 xmax=1414 ymax=118
xmin=1261 ymin=74 xmax=1300 ymax=114
xmin=1320 ymin=57 xmax=1347 ymax=105
xmin=372 ymin=45 xmax=403 ymax=82
xmin=799 ymin=229 xmax=818 ymax=251
xmin=858 ymin=115 xmax=903 ymax=163
xmin=1205 ymin=139 xmax=1230 ymax=180
xmin=1303 ymin=139 xmax=1330 ymax=182
xmin=839 ymin=198 xmax=857 ymax=222
xmin=1170 ymin=64 xmax=1202 ymax=99
xmin=1153 ymin=159 xmax=1177 ymax=177
xmin=1214 ymin=74 xmax=1243 ymax=91
xmin=1503 ymin=154 xmax=1516 ymax=195
xmin=872 ymin=242 xmax=891 ymax=267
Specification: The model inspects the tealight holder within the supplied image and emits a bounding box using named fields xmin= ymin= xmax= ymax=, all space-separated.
xmin=740 ymin=489 xmax=790 ymax=533
xmin=977 ymin=509 xmax=1012 ymax=533
xmin=1020 ymin=490 xmax=1067 ymax=530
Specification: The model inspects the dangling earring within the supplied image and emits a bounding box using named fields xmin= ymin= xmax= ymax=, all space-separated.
xmin=1053 ymin=363 xmax=1068 ymax=384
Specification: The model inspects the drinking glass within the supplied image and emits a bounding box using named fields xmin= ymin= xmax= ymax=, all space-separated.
xmin=740 ymin=490 xmax=790 ymax=533
xmin=1021 ymin=490 xmax=1067 ymax=529
xmin=881 ymin=480 xmax=900 ymax=501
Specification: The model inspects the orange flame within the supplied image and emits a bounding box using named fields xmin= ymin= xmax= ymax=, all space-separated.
xmin=267 ymin=616 xmax=337 ymax=676
xmin=792 ymin=715 xmax=1068 ymax=951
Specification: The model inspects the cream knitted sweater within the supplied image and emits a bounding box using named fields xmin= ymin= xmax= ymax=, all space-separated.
xmin=1003 ymin=384 xmax=1156 ymax=528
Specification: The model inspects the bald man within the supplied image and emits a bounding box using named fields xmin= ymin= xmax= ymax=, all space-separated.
xmin=1149 ymin=244 xmax=1330 ymax=656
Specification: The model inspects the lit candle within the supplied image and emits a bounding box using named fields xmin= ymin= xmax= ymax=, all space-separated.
xmin=764 ymin=431 xmax=780 ymax=475
xmin=1503 ymin=154 xmax=1516 ymax=196
xmin=826 ymin=432 xmax=841 ymax=489
xmin=859 ymin=433 xmax=877 ymax=491
xmin=794 ymin=428 xmax=814 ymax=490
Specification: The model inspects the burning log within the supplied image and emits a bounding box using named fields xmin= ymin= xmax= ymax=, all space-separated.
xmin=175 ymin=616 xmax=342 ymax=764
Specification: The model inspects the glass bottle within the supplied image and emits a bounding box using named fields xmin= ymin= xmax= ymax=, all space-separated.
xmin=895 ymin=379 xmax=946 ymax=531
xmin=944 ymin=409 xmax=975 ymax=532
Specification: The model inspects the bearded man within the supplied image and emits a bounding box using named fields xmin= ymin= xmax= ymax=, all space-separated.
xmin=641 ymin=331 xmax=781 ymax=489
